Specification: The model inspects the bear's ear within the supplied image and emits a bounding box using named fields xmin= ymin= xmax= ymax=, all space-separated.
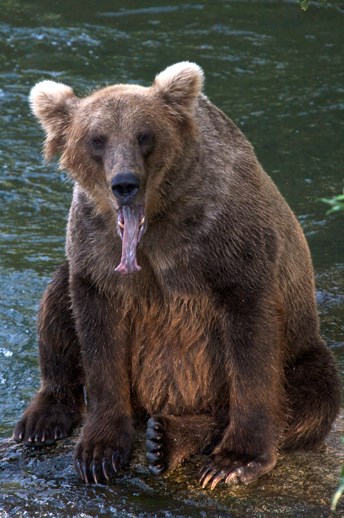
xmin=29 ymin=80 xmax=78 ymax=160
xmin=152 ymin=62 xmax=204 ymax=116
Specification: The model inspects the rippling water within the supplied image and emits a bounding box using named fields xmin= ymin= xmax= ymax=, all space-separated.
xmin=0 ymin=0 xmax=343 ymax=516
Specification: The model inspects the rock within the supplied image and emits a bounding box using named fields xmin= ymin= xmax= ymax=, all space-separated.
xmin=1 ymin=412 xmax=344 ymax=517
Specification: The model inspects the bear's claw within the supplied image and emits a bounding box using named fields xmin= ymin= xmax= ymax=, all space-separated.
xmin=73 ymin=416 xmax=133 ymax=484
xmin=14 ymin=415 xmax=70 ymax=447
xmin=102 ymin=459 xmax=110 ymax=481
xmin=199 ymin=464 xmax=242 ymax=489
xmin=74 ymin=446 xmax=129 ymax=484
xmin=199 ymin=450 xmax=276 ymax=489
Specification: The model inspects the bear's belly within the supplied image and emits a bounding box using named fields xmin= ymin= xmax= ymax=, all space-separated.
xmin=130 ymin=295 xmax=227 ymax=415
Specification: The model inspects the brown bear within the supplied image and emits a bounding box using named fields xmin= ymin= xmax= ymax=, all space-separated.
xmin=13 ymin=62 xmax=341 ymax=488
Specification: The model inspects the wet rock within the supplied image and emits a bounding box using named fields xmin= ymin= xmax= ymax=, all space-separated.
xmin=1 ymin=412 xmax=344 ymax=517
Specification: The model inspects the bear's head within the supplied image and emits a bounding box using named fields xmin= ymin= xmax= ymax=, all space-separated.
xmin=30 ymin=62 xmax=204 ymax=274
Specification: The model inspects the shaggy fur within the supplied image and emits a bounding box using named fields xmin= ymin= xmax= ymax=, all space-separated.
xmin=14 ymin=62 xmax=340 ymax=487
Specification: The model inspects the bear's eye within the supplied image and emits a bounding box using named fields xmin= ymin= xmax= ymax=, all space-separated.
xmin=137 ymin=133 xmax=151 ymax=145
xmin=90 ymin=135 xmax=107 ymax=152
xmin=137 ymin=132 xmax=154 ymax=157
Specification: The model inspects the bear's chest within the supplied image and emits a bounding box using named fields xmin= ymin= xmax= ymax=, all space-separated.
xmin=129 ymin=295 xmax=227 ymax=415
xmin=139 ymin=208 xmax=210 ymax=285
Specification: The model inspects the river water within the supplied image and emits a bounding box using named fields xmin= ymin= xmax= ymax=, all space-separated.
xmin=0 ymin=0 xmax=343 ymax=516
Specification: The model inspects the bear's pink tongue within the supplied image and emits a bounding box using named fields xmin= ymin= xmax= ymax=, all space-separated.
xmin=115 ymin=205 xmax=144 ymax=275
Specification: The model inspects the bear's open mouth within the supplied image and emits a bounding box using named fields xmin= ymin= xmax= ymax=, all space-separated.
xmin=115 ymin=205 xmax=145 ymax=275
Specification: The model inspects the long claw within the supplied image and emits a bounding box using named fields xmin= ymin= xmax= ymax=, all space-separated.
xmin=102 ymin=459 xmax=110 ymax=481
xmin=199 ymin=465 xmax=212 ymax=484
xmin=82 ymin=463 xmax=89 ymax=484
xmin=199 ymin=464 xmax=209 ymax=477
xmin=91 ymin=461 xmax=99 ymax=484
xmin=210 ymin=470 xmax=227 ymax=490
xmin=201 ymin=468 xmax=217 ymax=489
xmin=112 ymin=453 xmax=118 ymax=473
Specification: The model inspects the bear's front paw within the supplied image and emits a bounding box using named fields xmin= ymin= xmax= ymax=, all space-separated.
xmin=74 ymin=442 xmax=130 ymax=484
xmin=74 ymin=419 xmax=133 ymax=484
xmin=13 ymin=395 xmax=81 ymax=447
xmin=199 ymin=449 xmax=277 ymax=489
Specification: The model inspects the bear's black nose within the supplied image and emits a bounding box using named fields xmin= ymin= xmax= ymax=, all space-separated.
xmin=111 ymin=173 xmax=140 ymax=204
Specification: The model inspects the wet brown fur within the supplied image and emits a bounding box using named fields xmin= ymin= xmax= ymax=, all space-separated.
xmin=14 ymin=63 xmax=341 ymax=486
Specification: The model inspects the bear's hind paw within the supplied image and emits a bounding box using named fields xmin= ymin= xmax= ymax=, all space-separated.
xmin=199 ymin=450 xmax=277 ymax=489
xmin=146 ymin=416 xmax=167 ymax=475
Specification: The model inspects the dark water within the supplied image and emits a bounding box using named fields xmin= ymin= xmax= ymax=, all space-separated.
xmin=0 ymin=0 xmax=343 ymax=516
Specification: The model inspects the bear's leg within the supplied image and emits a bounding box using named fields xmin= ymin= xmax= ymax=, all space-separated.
xmin=282 ymin=343 xmax=341 ymax=451
xmin=71 ymin=274 xmax=134 ymax=484
xmin=146 ymin=414 xmax=224 ymax=475
xmin=13 ymin=261 xmax=84 ymax=446
xmin=199 ymin=293 xmax=284 ymax=489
